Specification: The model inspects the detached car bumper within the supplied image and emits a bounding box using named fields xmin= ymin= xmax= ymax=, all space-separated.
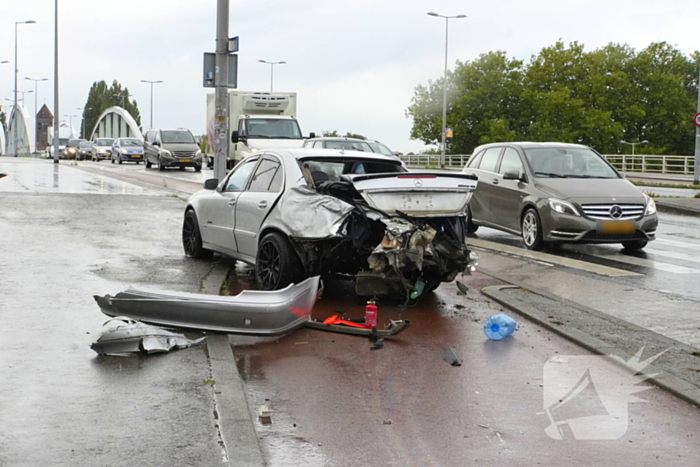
xmin=541 ymin=210 xmax=658 ymax=243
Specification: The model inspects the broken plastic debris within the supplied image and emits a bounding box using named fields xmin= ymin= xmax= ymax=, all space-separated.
xmin=442 ymin=347 xmax=463 ymax=366
xmin=258 ymin=405 xmax=272 ymax=424
xmin=90 ymin=317 xmax=204 ymax=356
xmin=456 ymin=281 xmax=469 ymax=295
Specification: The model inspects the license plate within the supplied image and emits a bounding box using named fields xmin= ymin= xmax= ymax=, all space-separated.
xmin=132 ymin=155 xmax=142 ymax=158
xmin=180 ymin=159 xmax=191 ymax=163
xmin=597 ymin=220 xmax=635 ymax=234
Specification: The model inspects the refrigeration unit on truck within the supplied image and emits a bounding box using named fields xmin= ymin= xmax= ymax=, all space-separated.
xmin=206 ymin=91 xmax=311 ymax=169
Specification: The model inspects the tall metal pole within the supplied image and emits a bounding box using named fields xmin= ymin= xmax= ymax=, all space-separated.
xmin=440 ymin=17 xmax=448 ymax=169
xmin=53 ymin=2 xmax=60 ymax=164
xmin=213 ymin=0 xmax=230 ymax=182
xmin=270 ymin=64 xmax=274 ymax=92
xmin=694 ymin=63 xmax=700 ymax=183
xmin=14 ymin=23 xmax=18 ymax=156
xmin=140 ymin=80 xmax=162 ymax=129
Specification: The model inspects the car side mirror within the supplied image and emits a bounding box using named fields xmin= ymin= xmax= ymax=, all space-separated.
xmin=204 ymin=179 xmax=219 ymax=190
xmin=503 ymin=170 xmax=526 ymax=182
xmin=152 ymin=141 xmax=160 ymax=147
xmin=308 ymin=132 xmax=316 ymax=139
xmin=231 ymin=130 xmax=240 ymax=143
xmin=619 ymin=172 xmax=626 ymax=178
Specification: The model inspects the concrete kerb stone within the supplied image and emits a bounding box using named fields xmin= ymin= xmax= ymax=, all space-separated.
xmin=201 ymin=260 xmax=265 ymax=467
xmin=481 ymin=282 xmax=700 ymax=409
xmin=654 ymin=201 xmax=700 ymax=217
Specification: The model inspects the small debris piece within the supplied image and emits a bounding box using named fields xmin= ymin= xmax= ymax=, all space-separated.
xmin=368 ymin=328 xmax=385 ymax=350
xmin=258 ymin=405 xmax=272 ymax=424
xmin=90 ymin=318 xmax=204 ymax=356
xmin=456 ymin=281 xmax=469 ymax=295
xmin=294 ymin=342 xmax=308 ymax=345
xmin=383 ymin=419 xmax=393 ymax=425
xmin=478 ymin=424 xmax=490 ymax=429
xmin=442 ymin=347 xmax=463 ymax=366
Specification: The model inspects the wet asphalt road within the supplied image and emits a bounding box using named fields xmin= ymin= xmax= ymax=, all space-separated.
xmin=0 ymin=158 xmax=223 ymax=466
xmin=2 ymin=158 xmax=700 ymax=466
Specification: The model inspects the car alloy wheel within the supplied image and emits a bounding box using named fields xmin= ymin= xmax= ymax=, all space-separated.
xmin=255 ymin=232 xmax=302 ymax=291
xmin=521 ymin=208 xmax=544 ymax=251
xmin=182 ymin=210 xmax=213 ymax=259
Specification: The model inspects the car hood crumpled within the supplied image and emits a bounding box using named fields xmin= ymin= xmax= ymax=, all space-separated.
xmin=277 ymin=185 xmax=354 ymax=239
xmin=535 ymin=178 xmax=646 ymax=202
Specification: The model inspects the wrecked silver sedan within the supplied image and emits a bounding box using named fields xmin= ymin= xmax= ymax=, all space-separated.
xmin=182 ymin=149 xmax=478 ymax=298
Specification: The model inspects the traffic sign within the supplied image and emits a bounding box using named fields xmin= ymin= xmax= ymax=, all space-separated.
xmin=694 ymin=112 xmax=700 ymax=127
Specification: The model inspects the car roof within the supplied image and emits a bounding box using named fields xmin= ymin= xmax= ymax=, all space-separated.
xmin=306 ymin=137 xmax=367 ymax=142
xmin=264 ymin=148 xmax=403 ymax=163
xmin=473 ymin=141 xmax=591 ymax=152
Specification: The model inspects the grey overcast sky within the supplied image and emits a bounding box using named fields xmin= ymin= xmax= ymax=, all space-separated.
xmin=1 ymin=0 xmax=698 ymax=153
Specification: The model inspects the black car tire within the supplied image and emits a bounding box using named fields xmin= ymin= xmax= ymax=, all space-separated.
xmin=466 ymin=207 xmax=479 ymax=233
xmin=255 ymin=232 xmax=303 ymax=291
xmin=194 ymin=165 xmax=202 ymax=172
xmin=182 ymin=210 xmax=213 ymax=259
xmin=521 ymin=208 xmax=545 ymax=251
xmin=158 ymin=157 xmax=165 ymax=171
xmin=111 ymin=158 xmax=114 ymax=164
xmin=622 ymin=240 xmax=648 ymax=250
xmin=118 ymin=158 xmax=123 ymax=164
xmin=145 ymin=158 xmax=152 ymax=169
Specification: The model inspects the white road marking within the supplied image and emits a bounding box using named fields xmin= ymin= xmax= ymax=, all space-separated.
xmin=467 ymin=238 xmax=641 ymax=277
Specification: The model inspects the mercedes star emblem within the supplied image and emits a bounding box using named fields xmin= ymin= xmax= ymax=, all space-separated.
xmin=609 ymin=205 xmax=623 ymax=219
xmin=414 ymin=179 xmax=424 ymax=187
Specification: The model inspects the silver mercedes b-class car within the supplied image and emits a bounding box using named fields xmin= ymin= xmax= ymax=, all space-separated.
xmin=462 ymin=142 xmax=658 ymax=251
xmin=182 ymin=148 xmax=479 ymax=298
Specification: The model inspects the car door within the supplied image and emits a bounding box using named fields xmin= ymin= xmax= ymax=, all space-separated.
xmin=143 ymin=130 xmax=156 ymax=164
xmin=203 ymin=157 xmax=259 ymax=256
xmin=234 ymin=156 xmax=285 ymax=260
xmin=489 ymin=147 xmax=528 ymax=232
xmin=464 ymin=147 xmax=503 ymax=224
xmin=111 ymin=140 xmax=120 ymax=161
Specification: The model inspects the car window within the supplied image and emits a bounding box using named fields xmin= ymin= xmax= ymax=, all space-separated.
xmin=524 ymin=147 xmax=619 ymax=178
xmin=224 ymin=158 xmax=258 ymax=191
xmin=466 ymin=150 xmax=484 ymax=168
xmin=248 ymin=158 xmax=282 ymax=192
xmin=313 ymin=141 xmax=323 ymax=148
xmin=498 ymin=148 xmax=524 ymax=175
xmin=478 ymin=148 xmax=502 ymax=172
xmin=161 ymin=130 xmax=195 ymax=144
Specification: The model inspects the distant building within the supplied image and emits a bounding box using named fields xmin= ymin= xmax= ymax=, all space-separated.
xmin=36 ymin=104 xmax=54 ymax=151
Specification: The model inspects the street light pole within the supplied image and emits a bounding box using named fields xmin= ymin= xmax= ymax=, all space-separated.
xmin=13 ymin=20 xmax=36 ymax=156
xmin=25 ymin=77 xmax=48 ymax=152
xmin=620 ymin=140 xmax=649 ymax=157
xmin=113 ymin=92 xmax=133 ymax=110
xmin=64 ymin=114 xmax=77 ymax=135
xmin=140 ymin=80 xmax=163 ymax=129
xmin=258 ymin=60 xmax=286 ymax=92
xmin=427 ymin=12 xmax=466 ymax=169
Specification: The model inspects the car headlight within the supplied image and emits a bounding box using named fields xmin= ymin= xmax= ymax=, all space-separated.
xmin=162 ymin=150 xmax=172 ymax=157
xmin=644 ymin=194 xmax=657 ymax=216
xmin=249 ymin=148 xmax=259 ymax=153
xmin=547 ymin=198 xmax=580 ymax=216
xmin=195 ymin=150 xmax=202 ymax=157
xmin=121 ymin=148 xmax=128 ymax=154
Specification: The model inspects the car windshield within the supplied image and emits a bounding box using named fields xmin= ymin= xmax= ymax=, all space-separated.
xmin=325 ymin=141 xmax=373 ymax=152
xmin=524 ymin=147 xmax=619 ymax=179
xmin=69 ymin=140 xmax=83 ymax=147
xmin=95 ymin=139 xmax=113 ymax=146
xmin=121 ymin=139 xmax=143 ymax=147
xmin=300 ymin=157 xmax=406 ymax=182
xmin=161 ymin=130 xmax=195 ymax=144
xmin=367 ymin=141 xmax=394 ymax=156
xmin=58 ymin=138 xmax=69 ymax=146
xmin=79 ymin=142 xmax=92 ymax=148
xmin=244 ymin=118 xmax=302 ymax=139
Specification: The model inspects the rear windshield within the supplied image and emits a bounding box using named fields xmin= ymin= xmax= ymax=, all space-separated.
xmin=161 ymin=130 xmax=196 ymax=144
xmin=524 ymin=147 xmax=619 ymax=179
xmin=300 ymin=157 xmax=406 ymax=182
xmin=324 ymin=141 xmax=373 ymax=152
xmin=79 ymin=141 xmax=92 ymax=148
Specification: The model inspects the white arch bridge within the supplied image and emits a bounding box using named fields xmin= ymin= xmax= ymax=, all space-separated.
xmin=90 ymin=107 xmax=143 ymax=141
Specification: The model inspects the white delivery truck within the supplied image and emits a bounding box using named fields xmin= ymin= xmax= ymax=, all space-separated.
xmin=206 ymin=91 xmax=312 ymax=169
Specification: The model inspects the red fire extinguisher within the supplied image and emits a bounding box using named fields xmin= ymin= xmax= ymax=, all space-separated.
xmin=365 ymin=300 xmax=378 ymax=328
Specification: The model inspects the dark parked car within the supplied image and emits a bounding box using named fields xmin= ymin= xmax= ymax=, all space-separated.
xmin=462 ymin=142 xmax=658 ymax=251
xmin=111 ymin=138 xmax=144 ymax=164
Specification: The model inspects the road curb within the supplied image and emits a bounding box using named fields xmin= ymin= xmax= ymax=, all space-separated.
xmin=480 ymin=283 xmax=700 ymax=409
xmin=201 ymin=261 xmax=265 ymax=467
xmin=655 ymin=202 xmax=700 ymax=217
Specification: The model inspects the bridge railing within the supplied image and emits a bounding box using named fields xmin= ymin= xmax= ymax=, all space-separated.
xmin=400 ymin=153 xmax=696 ymax=175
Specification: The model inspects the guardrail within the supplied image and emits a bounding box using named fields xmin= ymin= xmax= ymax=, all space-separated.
xmin=400 ymin=153 xmax=696 ymax=175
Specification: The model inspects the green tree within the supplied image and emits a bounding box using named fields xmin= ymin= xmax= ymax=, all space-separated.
xmin=81 ymin=80 xmax=142 ymax=139
xmin=321 ymin=130 xmax=339 ymax=137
